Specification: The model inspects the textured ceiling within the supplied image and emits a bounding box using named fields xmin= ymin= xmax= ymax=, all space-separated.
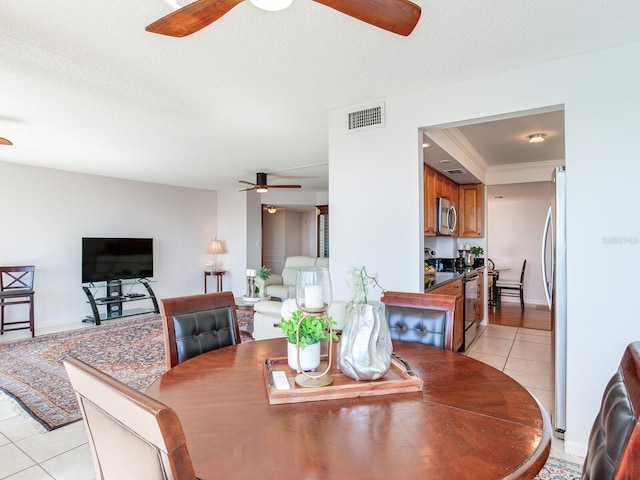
xmin=1 ymin=1 xmax=639 ymax=192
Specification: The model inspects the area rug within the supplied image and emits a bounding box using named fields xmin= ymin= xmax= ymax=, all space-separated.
xmin=534 ymin=454 xmax=583 ymax=479
xmin=0 ymin=309 xmax=254 ymax=431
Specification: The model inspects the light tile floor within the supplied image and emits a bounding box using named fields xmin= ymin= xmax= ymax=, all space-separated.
xmin=0 ymin=322 xmax=577 ymax=479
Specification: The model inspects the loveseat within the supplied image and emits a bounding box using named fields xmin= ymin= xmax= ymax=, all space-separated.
xmin=256 ymin=256 xmax=329 ymax=300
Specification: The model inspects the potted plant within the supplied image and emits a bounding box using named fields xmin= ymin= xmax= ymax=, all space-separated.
xmin=339 ymin=266 xmax=393 ymax=381
xmin=256 ymin=266 xmax=271 ymax=297
xmin=278 ymin=309 xmax=338 ymax=372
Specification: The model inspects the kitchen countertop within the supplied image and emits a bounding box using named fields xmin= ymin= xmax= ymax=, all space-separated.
xmin=425 ymin=266 xmax=485 ymax=292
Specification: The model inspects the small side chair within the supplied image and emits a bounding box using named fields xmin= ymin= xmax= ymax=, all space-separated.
xmin=495 ymin=259 xmax=527 ymax=310
xmin=0 ymin=265 xmax=35 ymax=337
xmin=160 ymin=291 xmax=241 ymax=370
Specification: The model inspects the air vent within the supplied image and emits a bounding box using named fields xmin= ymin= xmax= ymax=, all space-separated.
xmin=444 ymin=168 xmax=465 ymax=175
xmin=346 ymin=103 xmax=385 ymax=132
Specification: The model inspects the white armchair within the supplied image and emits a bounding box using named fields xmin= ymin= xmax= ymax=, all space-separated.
xmin=256 ymin=256 xmax=329 ymax=300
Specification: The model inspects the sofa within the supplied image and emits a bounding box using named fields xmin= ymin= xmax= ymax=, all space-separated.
xmin=253 ymin=298 xmax=347 ymax=341
xmin=256 ymin=256 xmax=329 ymax=300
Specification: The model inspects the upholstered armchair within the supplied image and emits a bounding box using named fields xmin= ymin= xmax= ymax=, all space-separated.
xmin=255 ymin=256 xmax=329 ymax=300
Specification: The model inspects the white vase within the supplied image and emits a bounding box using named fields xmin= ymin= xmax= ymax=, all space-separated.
xmin=287 ymin=341 xmax=321 ymax=373
xmin=339 ymin=301 xmax=392 ymax=381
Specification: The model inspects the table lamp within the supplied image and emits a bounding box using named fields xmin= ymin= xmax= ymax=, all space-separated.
xmin=208 ymin=238 xmax=225 ymax=271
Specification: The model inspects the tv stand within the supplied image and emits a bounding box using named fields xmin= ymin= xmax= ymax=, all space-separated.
xmin=82 ymin=279 xmax=159 ymax=325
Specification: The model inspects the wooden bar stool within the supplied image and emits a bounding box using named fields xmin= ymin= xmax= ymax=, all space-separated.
xmin=0 ymin=266 xmax=35 ymax=337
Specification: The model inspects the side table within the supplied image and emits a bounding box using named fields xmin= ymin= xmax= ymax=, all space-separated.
xmin=204 ymin=271 xmax=225 ymax=293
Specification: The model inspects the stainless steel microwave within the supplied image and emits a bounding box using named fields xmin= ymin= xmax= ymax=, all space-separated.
xmin=437 ymin=198 xmax=457 ymax=235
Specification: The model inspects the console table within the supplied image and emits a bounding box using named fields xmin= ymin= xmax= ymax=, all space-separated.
xmin=203 ymin=270 xmax=224 ymax=293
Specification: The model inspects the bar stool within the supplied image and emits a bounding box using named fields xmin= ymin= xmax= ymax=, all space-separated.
xmin=0 ymin=266 xmax=35 ymax=337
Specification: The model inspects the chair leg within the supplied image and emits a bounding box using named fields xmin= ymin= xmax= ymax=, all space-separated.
xmin=520 ymin=289 xmax=524 ymax=311
xmin=29 ymin=295 xmax=35 ymax=337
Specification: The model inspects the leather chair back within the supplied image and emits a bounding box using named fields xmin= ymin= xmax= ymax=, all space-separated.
xmin=381 ymin=291 xmax=455 ymax=351
xmin=64 ymin=356 xmax=197 ymax=480
xmin=582 ymin=342 xmax=640 ymax=479
xmin=160 ymin=292 xmax=241 ymax=369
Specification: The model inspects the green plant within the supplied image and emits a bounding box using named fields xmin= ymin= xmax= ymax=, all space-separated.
xmin=257 ymin=266 xmax=272 ymax=280
xmin=278 ymin=310 xmax=338 ymax=349
xmin=470 ymin=246 xmax=484 ymax=257
xmin=348 ymin=266 xmax=385 ymax=304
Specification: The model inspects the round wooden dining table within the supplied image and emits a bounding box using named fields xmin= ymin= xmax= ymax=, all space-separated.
xmin=145 ymin=339 xmax=551 ymax=480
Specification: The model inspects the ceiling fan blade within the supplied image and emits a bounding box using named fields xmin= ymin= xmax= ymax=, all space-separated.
xmin=312 ymin=0 xmax=421 ymax=36
xmin=0 ymin=137 xmax=13 ymax=146
xmin=146 ymin=0 xmax=244 ymax=37
xmin=239 ymin=180 xmax=257 ymax=186
xmin=239 ymin=186 xmax=258 ymax=192
xmin=266 ymin=184 xmax=302 ymax=189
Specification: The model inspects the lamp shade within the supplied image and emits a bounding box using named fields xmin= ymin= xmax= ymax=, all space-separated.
xmin=208 ymin=239 xmax=225 ymax=254
xmin=249 ymin=0 xmax=293 ymax=11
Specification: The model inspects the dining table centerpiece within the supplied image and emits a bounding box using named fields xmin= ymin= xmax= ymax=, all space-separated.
xmin=338 ymin=266 xmax=393 ymax=381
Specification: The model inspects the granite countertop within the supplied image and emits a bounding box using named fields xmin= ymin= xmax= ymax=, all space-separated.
xmin=424 ymin=266 xmax=485 ymax=292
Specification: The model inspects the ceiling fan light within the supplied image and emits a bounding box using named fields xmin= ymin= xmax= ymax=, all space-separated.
xmin=528 ymin=133 xmax=546 ymax=144
xmin=256 ymin=187 xmax=268 ymax=193
xmin=249 ymin=0 xmax=293 ymax=12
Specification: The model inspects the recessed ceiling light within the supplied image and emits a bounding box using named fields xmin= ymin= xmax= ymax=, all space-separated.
xmin=439 ymin=159 xmax=452 ymax=164
xmin=423 ymin=142 xmax=430 ymax=148
xmin=528 ymin=133 xmax=546 ymax=143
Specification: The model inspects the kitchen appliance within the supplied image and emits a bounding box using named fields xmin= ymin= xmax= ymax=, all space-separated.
xmin=463 ymin=271 xmax=478 ymax=350
xmin=541 ymin=166 xmax=567 ymax=438
xmin=436 ymin=198 xmax=457 ymax=235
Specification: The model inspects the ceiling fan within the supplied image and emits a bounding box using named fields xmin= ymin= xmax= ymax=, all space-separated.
xmin=239 ymin=172 xmax=302 ymax=193
xmin=146 ymin=0 xmax=421 ymax=38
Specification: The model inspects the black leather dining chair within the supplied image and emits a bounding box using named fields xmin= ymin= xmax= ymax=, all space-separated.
xmin=159 ymin=291 xmax=242 ymax=370
xmin=381 ymin=291 xmax=456 ymax=351
xmin=496 ymin=259 xmax=526 ymax=310
xmin=581 ymin=341 xmax=640 ymax=479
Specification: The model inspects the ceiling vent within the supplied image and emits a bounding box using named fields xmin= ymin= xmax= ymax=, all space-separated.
xmin=444 ymin=168 xmax=465 ymax=175
xmin=346 ymin=103 xmax=385 ymax=132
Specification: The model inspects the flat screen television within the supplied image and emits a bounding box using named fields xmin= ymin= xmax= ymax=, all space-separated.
xmin=82 ymin=237 xmax=153 ymax=283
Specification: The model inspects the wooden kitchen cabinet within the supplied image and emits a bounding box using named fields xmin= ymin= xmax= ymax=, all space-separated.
xmin=429 ymin=277 xmax=464 ymax=351
xmin=457 ymin=183 xmax=484 ymax=237
xmin=423 ymin=164 xmax=459 ymax=236
xmin=424 ymin=165 xmax=437 ymax=236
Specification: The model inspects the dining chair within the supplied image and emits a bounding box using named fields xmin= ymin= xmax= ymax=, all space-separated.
xmin=63 ymin=356 xmax=198 ymax=480
xmin=495 ymin=259 xmax=526 ymax=310
xmin=581 ymin=341 xmax=640 ymax=479
xmin=0 ymin=265 xmax=35 ymax=337
xmin=160 ymin=291 xmax=242 ymax=370
xmin=381 ymin=291 xmax=456 ymax=351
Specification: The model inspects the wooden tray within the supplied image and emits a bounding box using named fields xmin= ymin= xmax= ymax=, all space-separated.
xmin=263 ymin=355 xmax=423 ymax=405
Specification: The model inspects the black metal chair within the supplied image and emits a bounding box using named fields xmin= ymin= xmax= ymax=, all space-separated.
xmin=0 ymin=266 xmax=35 ymax=337
xmin=495 ymin=259 xmax=526 ymax=310
xmin=582 ymin=342 xmax=640 ymax=479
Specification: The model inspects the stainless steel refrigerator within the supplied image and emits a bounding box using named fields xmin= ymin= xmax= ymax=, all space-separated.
xmin=541 ymin=165 xmax=567 ymax=438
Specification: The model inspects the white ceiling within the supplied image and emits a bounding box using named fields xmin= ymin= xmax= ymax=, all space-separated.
xmin=1 ymin=1 xmax=639 ymax=192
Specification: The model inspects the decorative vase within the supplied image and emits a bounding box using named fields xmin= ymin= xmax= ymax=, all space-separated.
xmin=338 ymin=301 xmax=392 ymax=381
xmin=287 ymin=341 xmax=321 ymax=373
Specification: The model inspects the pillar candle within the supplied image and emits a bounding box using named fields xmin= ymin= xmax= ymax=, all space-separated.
xmin=305 ymin=285 xmax=324 ymax=309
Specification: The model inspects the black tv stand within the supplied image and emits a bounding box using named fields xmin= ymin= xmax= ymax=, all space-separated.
xmin=82 ymin=278 xmax=159 ymax=325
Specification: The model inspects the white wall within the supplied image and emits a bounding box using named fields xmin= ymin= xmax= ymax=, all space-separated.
xmin=0 ymin=162 xmax=226 ymax=328
xmin=328 ymin=41 xmax=640 ymax=456
xmin=487 ymin=182 xmax=550 ymax=305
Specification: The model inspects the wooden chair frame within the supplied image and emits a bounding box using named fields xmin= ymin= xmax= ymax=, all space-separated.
xmin=0 ymin=265 xmax=35 ymax=337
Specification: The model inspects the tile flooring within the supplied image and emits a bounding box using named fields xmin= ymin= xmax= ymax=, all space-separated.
xmin=0 ymin=322 xmax=571 ymax=479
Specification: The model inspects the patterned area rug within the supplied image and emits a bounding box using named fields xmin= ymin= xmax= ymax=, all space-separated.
xmin=0 ymin=310 xmax=254 ymax=431
xmin=534 ymin=454 xmax=583 ymax=479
